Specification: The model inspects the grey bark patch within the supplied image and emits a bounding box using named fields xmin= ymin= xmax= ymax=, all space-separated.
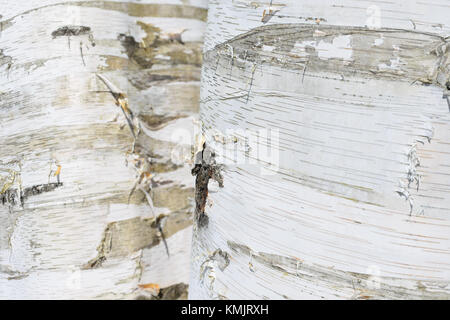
xmin=82 ymin=217 xmax=158 ymax=269
xmin=83 ymin=209 xmax=193 ymax=269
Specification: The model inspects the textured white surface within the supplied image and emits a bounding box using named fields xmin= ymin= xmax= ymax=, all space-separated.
xmin=190 ymin=0 xmax=450 ymax=299
xmin=0 ymin=0 xmax=207 ymax=299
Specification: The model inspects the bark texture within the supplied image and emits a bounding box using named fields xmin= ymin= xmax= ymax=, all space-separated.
xmin=0 ymin=0 xmax=207 ymax=299
xmin=190 ymin=0 xmax=450 ymax=299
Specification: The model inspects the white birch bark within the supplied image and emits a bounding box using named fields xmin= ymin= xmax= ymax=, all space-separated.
xmin=0 ymin=0 xmax=207 ymax=299
xmin=190 ymin=0 xmax=450 ymax=299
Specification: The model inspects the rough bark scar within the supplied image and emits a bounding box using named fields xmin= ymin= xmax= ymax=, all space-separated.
xmin=191 ymin=144 xmax=223 ymax=228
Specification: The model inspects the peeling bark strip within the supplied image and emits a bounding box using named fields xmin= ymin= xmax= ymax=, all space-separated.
xmin=191 ymin=145 xmax=223 ymax=228
xmin=205 ymin=23 xmax=449 ymax=90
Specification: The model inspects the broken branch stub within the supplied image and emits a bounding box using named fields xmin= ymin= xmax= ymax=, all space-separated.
xmin=191 ymin=144 xmax=224 ymax=228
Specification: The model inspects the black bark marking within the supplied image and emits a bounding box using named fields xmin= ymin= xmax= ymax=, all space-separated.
xmin=1 ymin=182 xmax=63 ymax=207
xmin=51 ymin=25 xmax=91 ymax=38
xmin=51 ymin=25 xmax=96 ymax=47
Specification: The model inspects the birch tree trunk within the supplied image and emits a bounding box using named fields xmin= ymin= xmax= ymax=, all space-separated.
xmin=190 ymin=0 xmax=450 ymax=299
xmin=0 ymin=0 xmax=207 ymax=299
